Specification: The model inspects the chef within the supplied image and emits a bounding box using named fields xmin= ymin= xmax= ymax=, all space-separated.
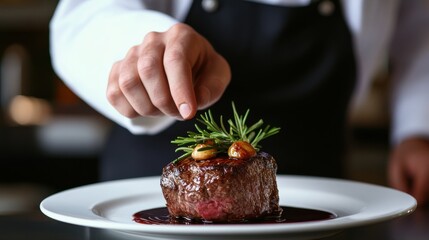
xmin=50 ymin=0 xmax=429 ymax=205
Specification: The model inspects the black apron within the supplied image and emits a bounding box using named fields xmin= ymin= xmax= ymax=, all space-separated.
xmin=100 ymin=0 xmax=356 ymax=181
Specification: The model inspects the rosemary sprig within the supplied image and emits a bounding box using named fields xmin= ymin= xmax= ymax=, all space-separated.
xmin=171 ymin=102 xmax=280 ymax=163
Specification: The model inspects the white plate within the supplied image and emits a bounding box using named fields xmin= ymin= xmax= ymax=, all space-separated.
xmin=40 ymin=175 xmax=416 ymax=240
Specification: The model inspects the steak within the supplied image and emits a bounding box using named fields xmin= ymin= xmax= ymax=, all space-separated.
xmin=160 ymin=152 xmax=282 ymax=222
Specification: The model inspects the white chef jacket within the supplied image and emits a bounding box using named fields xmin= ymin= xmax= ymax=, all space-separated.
xmin=49 ymin=0 xmax=429 ymax=145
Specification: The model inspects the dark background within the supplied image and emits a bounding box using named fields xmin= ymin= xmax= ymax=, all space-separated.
xmin=0 ymin=0 xmax=102 ymax=193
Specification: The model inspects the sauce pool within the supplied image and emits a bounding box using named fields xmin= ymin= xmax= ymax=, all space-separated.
xmin=133 ymin=206 xmax=336 ymax=225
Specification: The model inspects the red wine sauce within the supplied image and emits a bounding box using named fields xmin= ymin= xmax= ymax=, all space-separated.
xmin=133 ymin=206 xmax=336 ymax=225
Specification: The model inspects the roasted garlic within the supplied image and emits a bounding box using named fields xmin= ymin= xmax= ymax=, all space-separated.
xmin=228 ymin=141 xmax=256 ymax=159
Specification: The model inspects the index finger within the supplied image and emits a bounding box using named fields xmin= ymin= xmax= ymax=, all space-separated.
xmin=163 ymin=48 xmax=196 ymax=120
xmin=162 ymin=25 xmax=201 ymax=119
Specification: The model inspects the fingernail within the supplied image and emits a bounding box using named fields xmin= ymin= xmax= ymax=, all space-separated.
xmin=179 ymin=103 xmax=192 ymax=119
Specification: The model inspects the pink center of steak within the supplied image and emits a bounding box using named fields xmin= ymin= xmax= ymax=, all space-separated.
xmin=196 ymin=198 xmax=233 ymax=220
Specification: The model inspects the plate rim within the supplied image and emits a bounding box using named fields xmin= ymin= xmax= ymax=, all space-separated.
xmin=40 ymin=175 xmax=417 ymax=235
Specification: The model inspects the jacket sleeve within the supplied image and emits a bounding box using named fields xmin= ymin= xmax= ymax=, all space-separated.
xmin=49 ymin=0 xmax=180 ymax=134
xmin=389 ymin=0 xmax=429 ymax=145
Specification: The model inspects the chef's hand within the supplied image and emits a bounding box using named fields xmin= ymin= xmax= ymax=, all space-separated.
xmin=106 ymin=23 xmax=231 ymax=120
xmin=388 ymin=137 xmax=429 ymax=206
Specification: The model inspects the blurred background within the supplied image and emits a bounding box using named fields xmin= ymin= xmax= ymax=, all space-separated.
xmin=0 ymin=0 xmax=111 ymax=215
xmin=0 ymin=0 xmax=390 ymax=215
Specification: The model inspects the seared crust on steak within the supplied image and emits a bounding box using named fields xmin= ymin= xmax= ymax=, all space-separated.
xmin=160 ymin=152 xmax=282 ymax=222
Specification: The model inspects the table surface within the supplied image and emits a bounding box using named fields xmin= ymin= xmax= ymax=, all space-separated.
xmin=1 ymin=206 xmax=428 ymax=240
